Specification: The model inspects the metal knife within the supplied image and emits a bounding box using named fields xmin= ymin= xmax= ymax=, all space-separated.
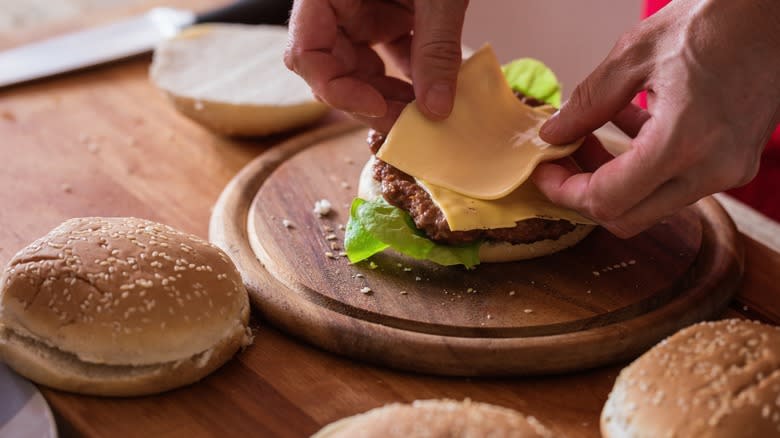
xmin=0 ymin=0 xmax=293 ymax=88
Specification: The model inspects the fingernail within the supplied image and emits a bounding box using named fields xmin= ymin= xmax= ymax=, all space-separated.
xmin=424 ymin=82 xmax=454 ymax=118
xmin=539 ymin=110 xmax=560 ymax=138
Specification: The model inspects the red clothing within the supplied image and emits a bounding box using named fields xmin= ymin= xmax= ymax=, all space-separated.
xmin=644 ymin=0 xmax=780 ymax=221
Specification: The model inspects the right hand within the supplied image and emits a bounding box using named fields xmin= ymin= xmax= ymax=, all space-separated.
xmin=534 ymin=0 xmax=780 ymax=238
xmin=284 ymin=0 xmax=469 ymax=133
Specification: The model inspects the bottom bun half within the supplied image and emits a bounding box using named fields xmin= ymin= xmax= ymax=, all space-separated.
xmin=358 ymin=158 xmax=594 ymax=263
xmin=0 ymin=322 xmax=250 ymax=397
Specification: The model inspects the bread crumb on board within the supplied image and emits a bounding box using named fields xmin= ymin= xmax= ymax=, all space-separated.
xmin=313 ymin=199 xmax=332 ymax=217
xmin=360 ymin=286 xmax=372 ymax=295
xmin=282 ymin=219 xmax=295 ymax=229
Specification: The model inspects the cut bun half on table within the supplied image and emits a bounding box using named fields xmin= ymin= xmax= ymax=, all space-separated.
xmin=0 ymin=217 xmax=252 ymax=397
xmin=345 ymin=45 xmax=595 ymax=268
xmin=150 ymin=24 xmax=328 ymax=137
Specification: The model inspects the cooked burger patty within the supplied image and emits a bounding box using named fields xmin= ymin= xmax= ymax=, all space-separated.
xmin=372 ymin=158 xmax=575 ymax=245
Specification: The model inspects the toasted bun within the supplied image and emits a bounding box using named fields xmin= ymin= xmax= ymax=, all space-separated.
xmin=358 ymin=158 xmax=594 ymax=262
xmin=601 ymin=319 xmax=780 ymax=438
xmin=313 ymin=399 xmax=553 ymax=438
xmin=0 ymin=217 xmax=252 ymax=396
xmin=150 ymin=24 xmax=328 ymax=137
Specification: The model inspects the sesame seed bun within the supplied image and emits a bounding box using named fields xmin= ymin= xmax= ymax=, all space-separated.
xmin=150 ymin=24 xmax=328 ymax=137
xmin=358 ymin=158 xmax=594 ymax=262
xmin=312 ymin=399 xmax=553 ymax=438
xmin=601 ymin=319 xmax=780 ymax=438
xmin=0 ymin=217 xmax=252 ymax=396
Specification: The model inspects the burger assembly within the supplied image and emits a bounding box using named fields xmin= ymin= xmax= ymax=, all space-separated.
xmin=0 ymin=32 xmax=777 ymax=438
xmin=346 ymin=46 xmax=595 ymax=268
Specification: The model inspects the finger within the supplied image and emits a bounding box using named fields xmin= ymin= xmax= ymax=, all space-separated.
xmin=571 ymin=133 xmax=613 ymax=172
xmin=612 ymin=103 xmax=650 ymax=138
xmin=381 ymin=34 xmax=413 ymax=79
xmin=539 ymin=34 xmax=652 ymax=145
xmin=336 ymin=0 xmax=413 ymax=43
xmin=602 ymin=176 xmax=702 ymax=237
xmin=532 ymin=119 xmax=676 ymax=223
xmin=352 ymin=45 xmax=414 ymax=103
xmin=351 ymin=100 xmax=408 ymax=133
xmin=291 ymin=48 xmax=387 ymax=116
xmin=411 ymin=0 xmax=468 ymax=119
xmin=365 ymin=76 xmax=414 ymax=102
xmin=287 ymin=0 xmax=387 ymax=117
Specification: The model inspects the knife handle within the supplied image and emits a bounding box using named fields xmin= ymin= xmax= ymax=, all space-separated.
xmin=195 ymin=0 xmax=293 ymax=25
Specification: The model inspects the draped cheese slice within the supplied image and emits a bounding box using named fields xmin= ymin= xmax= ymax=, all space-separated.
xmin=376 ymin=45 xmax=583 ymax=200
xmin=418 ymin=176 xmax=594 ymax=232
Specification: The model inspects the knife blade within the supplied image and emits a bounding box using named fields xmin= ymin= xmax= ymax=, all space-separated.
xmin=0 ymin=0 xmax=293 ymax=88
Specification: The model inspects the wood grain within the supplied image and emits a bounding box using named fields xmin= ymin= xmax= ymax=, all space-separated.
xmin=0 ymin=3 xmax=777 ymax=436
xmin=209 ymin=122 xmax=743 ymax=375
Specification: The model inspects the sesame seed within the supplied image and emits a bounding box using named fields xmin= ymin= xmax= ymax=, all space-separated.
xmin=324 ymin=251 xmax=336 ymax=259
xmin=400 ymin=291 xmax=408 ymax=295
xmin=524 ymin=309 xmax=534 ymax=314
xmin=325 ymin=234 xmax=338 ymax=241
xmin=415 ymin=276 xmax=422 ymax=281
xmin=403 ymin=267 xmax=412 ymax=272
xmin=508 ymin=290 xmax=516 ymax=296
xmin=593 ymin=271 xmax=600 ymax=277
xmin=360 ymin=287 xmax=372 ymax=294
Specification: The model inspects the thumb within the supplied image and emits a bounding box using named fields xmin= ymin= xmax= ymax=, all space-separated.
xmin=540 ymin=36 xmax=649 ymax=145
xmin=412 ymin=0 xmax=468 ymax=120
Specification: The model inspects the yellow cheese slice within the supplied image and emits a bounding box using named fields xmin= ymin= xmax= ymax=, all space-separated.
xmin=376 ymin=45 xmax=583 ymax=200
xmin=418 ymin=176 xmax=595 ymax=232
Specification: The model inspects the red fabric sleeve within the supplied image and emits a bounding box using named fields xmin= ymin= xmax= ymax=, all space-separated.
xmin=641 ymin=0 xmax=780 ymax=221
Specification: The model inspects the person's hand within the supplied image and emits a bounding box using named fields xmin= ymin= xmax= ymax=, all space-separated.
xmin=534 ymin=0 xmax=780 ymax=238
xmin=285 ymin=0 xmax=468 ymax=133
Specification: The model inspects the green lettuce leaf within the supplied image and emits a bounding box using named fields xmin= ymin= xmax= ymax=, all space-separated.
xmin=345 ymin=198 xmax=481 ymax=268
xmin=502 ymin=58 xmax=562 ymax=107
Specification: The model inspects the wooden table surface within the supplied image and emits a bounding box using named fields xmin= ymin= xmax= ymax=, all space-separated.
xmin=1 ymin=2 xmax=779 ymax=437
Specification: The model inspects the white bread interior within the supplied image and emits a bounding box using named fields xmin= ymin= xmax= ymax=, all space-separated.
xmin=150 ymin=24 xmax=328 ymax=137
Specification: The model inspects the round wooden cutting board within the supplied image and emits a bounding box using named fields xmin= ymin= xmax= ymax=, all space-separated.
xmin=209 ymin=122 xmax=744 ymax=376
